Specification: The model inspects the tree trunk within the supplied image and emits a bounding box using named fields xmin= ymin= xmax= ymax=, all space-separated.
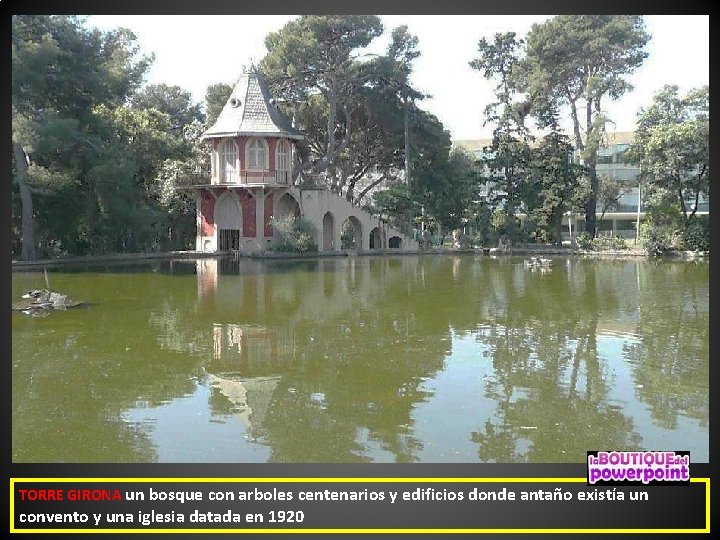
xmin=554 ymin=214 xmax=563 ymax=246
xmin=584 ymin=101 xmax=598 ymax=236
xmin=585 ymin=163 xmax=598 ymax=236
xmin=403 ymin=94 xmax=410 ymax=185
xmin=678 ymin=187 xmax=688 ymax=224
xmin=13 ymin=142 xmax=37 ymax=261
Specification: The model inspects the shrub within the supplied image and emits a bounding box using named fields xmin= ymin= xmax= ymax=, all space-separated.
xmin=491 ymin=208 xmax=509 ymax=235
xmin=683 ymin=217 xmax=709 ymax=252
xmin=640 ymin=222 xmax=676 ymax=257
xmin=577 ymin=232 xmax=593 ymax=250
xmin=270 ymin=215 xmax=318 ymax=253
xmin=591 ymin=235 xmax=628 ymax=251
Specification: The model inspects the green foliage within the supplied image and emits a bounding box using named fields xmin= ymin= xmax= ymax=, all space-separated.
xmin=683 ymin=216 xmax=709 ymax=252
xmin=627 ymin=85 xmax=709 ymax=224
xmin=131 ymin=84 xmax=205 ymax=129
xmin=640 ymin=222 xmax=678 ymax=257
xmin=12 ymin=15 xmax=204 ymax=258
xmin=526 ymin=132 xmax=585 ymax=244
xmin=270 ymin=216 xmax=318 ymax=253
xmin=204 ymin=83 xmax=233 ymax=127
xmin=577 ymin=232 xmax=593 ymax=250
xmin=261 ymin=15 xmax=385 ymax=190
xmin=523 ymin=16 xmax=650 ymax=235
xmin=591 ymin=235 xmax=628 ymax=251
xmin=340 ymin=224 xmax=356 ymax=250
xmin=491 ymin=208 xmax=509 ymax=235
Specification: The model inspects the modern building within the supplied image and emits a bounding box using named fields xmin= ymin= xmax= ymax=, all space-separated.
xmin=177 ymin=68 xmax=417 ymax=254
xmin=454 ymin=132 xmax=709 ymax=240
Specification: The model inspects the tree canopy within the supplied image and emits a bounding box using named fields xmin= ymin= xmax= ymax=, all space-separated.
xmin=627 ymin=85 xmax=709 ymax=224
xmin=12 ymin=15 xmax=204 ymax=258
xmin=523 ymin=15 xmax=650 ymax=235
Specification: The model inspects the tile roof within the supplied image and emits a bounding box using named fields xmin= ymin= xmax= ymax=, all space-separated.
xmin=203 ymin=69 xmax=304 ymax=140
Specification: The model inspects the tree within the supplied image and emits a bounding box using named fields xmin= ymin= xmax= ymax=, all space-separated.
xmin=430 ymin=149 xmax=481 ymax=235
xmin=470 ymin=32 xmax=533 ymax=244
xmin=12 ymin=15 xmax=152 ymax=258
xmin=338 ymin=26 xmax=425 ymax=202
xmin=204 ymin=82 xmax=233 ymax=127
xmin=523 ymin=16 xmax=650 ymax=236
xmin=261 ymin=16 xmax=384 ymax=189
xmin=131 ymin=84 xmax=205 ymax=130
xmin=596 ymin=174 xmax=634 ymax=233
xmin=12 ymin=16 xmax=206 ymax=256
xmin=385 ymin=25 xmax=423 ymax=186
xmin=527 ymin=132 xmax=585 ymax=245
xmin=627 ymin=85 xmax=709 ymax=225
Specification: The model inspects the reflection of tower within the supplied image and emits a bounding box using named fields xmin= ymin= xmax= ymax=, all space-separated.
xmin=213 ymin=323 xmax=243 ymax=362
xmin=452 ymin=256 xmax=461 ymax=281
xmin=197 ymin=259 xmax=218 ymax=301
xmin=207 ymin=373 xmax=279 ymax=440
xmin=210 ymin=323 xmax=291 ymax=371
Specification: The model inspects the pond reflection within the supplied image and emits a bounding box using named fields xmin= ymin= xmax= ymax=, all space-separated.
xmin=12 ymin=255 xmax=708 ymax=462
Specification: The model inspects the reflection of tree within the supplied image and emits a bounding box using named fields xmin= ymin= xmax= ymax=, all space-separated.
xmin=12 ymin=263 xmax=210 ymax=462
xmin=145 ymin=255 xmax=456 ymax=463
xmin=13 ymin=255 xmax=706 ymax=463
xmin=623 ymin=261 xmax=709 ymax=429
xmin=471 ymin=259 xmax=643 ymax=462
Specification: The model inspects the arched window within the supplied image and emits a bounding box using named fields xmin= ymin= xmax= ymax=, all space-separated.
xmin=220 ymin=139 xmax=238 ymax=182
xmin=246 ymin=138 xmax=268 ymax=170
xmin=275 ymin=140 xmax=290 ymax=184
xmin=276 ymin=140 xmax=290 ymax=171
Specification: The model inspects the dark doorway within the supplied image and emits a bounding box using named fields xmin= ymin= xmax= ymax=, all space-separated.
xmin=219 ymin=229 xmax=240 ymax=250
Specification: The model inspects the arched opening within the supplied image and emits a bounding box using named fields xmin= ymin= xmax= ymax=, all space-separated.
xmin=322 ymin=212 xmax=335 ymax=251
xmin=388 ymin=236 xmax=402 ymax=249
xmin=369 ymin=227 xmax=382 ymax=249
xmin=275 ymin=192 xmax=300 ymax=221
xmin=341 ymin=216 xmax=363 ymax=250
xmin=214 ymin=193 xmax=242 ymax=250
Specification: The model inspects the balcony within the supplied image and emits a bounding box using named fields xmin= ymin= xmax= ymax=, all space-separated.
xmin=214 ymin=170 xmax=292 ymax=186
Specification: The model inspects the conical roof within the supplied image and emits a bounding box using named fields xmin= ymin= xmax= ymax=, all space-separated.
xmin=202 ymin=69 xmax=304 ymax=140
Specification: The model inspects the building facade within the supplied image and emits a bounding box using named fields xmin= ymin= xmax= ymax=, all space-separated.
xmin=179 ymin=68 xmax=417 ymax=254
xmin=454 ymin=132 xmax=709 ymax=241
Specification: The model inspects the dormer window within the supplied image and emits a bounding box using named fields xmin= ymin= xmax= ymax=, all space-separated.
xmin=246 ymin=138 xmax=269 ymax=170
xmin=220 ymin=138 xmax=238 ymax=182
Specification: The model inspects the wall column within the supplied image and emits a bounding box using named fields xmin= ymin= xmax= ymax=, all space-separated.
xmin=335 ymin=220 xmax=343 ymax=252
xmin=255 ymin=187 xmax=266 ymax=251
xmin=195 ymin=191 xmax=202 ymax=251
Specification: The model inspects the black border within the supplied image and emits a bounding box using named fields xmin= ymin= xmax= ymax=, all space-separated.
xmin=5 ymin=1 xmax=715 ymax=538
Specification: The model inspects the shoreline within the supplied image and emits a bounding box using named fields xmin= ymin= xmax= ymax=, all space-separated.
xmin=11 ymin=246 xmax=708 ymax=270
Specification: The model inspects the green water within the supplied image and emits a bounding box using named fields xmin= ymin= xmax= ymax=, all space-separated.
xmin=12 ymin=255 xmax=708 ymax=463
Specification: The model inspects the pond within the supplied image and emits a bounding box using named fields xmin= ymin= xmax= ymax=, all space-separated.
xmin=12 ymin=255 xmax=709 ymax=463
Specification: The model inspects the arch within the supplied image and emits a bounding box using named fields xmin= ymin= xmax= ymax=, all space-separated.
xmin=369 ymin=227 xmax=382 ymax=250
xmin=388 ymin=236 xmax=402 ymax=249
xmin=246 ymin=137 xmax=269 ymax=170
xmin=219 ymin=138 xmax=238 ymax=183
xmin=275 ymin=139 xmax=291 ymax=184
xmin=275 ymin=192 xmax=301 ymax=221
xmin=322 ymin=212 xmax=335 ymax=251
xmin=214 ymin=193 xmax=242 ymax=250
xmin=341 ymin=216 xmax=363 ymax=251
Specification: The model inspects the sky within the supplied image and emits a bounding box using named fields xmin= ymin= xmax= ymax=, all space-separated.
xmin=85 ymin=15 xmax=709 ymax=142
